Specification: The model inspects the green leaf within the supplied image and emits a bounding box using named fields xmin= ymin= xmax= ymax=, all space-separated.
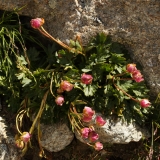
xmin=74 ymin=100 xmax=87 ymax=105
xmin=119 ymin=81 xmax=133 ymax=92
xmin=83 ymin=85 xmax=97 ymax=96
xmin=107 ymin=74 xmax=113 ymax=79
xmin=81 ymin=69 xmax=92 ymax=72
xmin=56 ymin=50 xmax=73 ymax=65
xmin=64 ymin=69 xmax=80 ymax=79
xmin=70 ymin=40 xmax=76 ymax=47
xmin=75 ymin=41 xmax=82 ymax=52
xmin=27 ymin=47 xmax=40 ymax=62
xmin=104 ymin=63 xmax=112 ymax=72
xmin=33 ymin=68 xmax=46 ymax=76
xmin=132 ymin=90 xmax=142 ymax=96
xmin=114 ymin=65 xmax=122 ymax=73
xmin=92 ymin=64 xmax=106 ymax=81
xmin=45 ymin=104 xmax=50 ymax=110
xmin=45 ymin=44 xmax=57 ymax=64
xmin=110 ymin=54 xmax=126 ymax=64
xmin=16 ymin=73 xmax=25 ymax=80
xmin=104 ymin=85 xmax=108 ymax=94
xmin=96 ymin=33 xmax=107 ymax=44
xmin=18 ymin=55 xmax=27 ymax=65
xmin=22 ymin=77 xmax=32 ymax=87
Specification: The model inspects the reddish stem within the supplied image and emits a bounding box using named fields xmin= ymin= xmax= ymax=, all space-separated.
xmin=120 ymin=78 xmax=134 ymax=81
xmin=112 ymin=77 xmax=139 ymax=103
xmin=114 ymin=71 xmax=127 ymax=77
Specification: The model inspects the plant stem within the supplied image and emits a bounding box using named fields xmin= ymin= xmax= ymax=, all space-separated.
xmin=114 ymin=71 xmax=127 ymax=77
xmin=40 ymin=27 xmax=70 ymax=49
xmin=38 ymin=27 xmax=84 ymax=55
xmin=29 ymin=90 xmax=49 ymax=135
xmin=112 ymin=76 xmax=139 ymax=103
xmin=50 ymin=72 xmax=56 ymax=98
xmin=68 ymin=111 xmax=80 ymax=134
xmin=120 ymin=78 xmax=133 ymax=81
xmin=37 ymin=118 xmax=45 ymax=158
xmin=86 ymin=143 xmax=94 ymax=147
xmin=16 ymin=109 xmax=26 ymax=135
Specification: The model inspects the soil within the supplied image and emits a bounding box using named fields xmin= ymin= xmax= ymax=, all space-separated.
xmin=21 ymin=138 xmax=148 ymax=160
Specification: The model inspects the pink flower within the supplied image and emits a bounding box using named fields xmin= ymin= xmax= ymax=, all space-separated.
xmin=30 ymin=18 xmax=44 ymax=29
xmin=82 ymin=107 xmax=95 ymax=122
xmin=83 ymin=106 xmax=95 ymax=117
xmin=126 ymin=64 xmax=137 ymax=73
xmin=82 ymin=115 xmax=93 ymax=123
xmin=60 ymin=81 xmax=74 ymax=92
xmin=81 ymin=127 xmax=92 ymax=139
xmin=94 ymin=142 xmax=103 ymax=151
xmin=89 ymin=131 xmax=99 ymax=142
xmin=132 ymin=70 xmax=144 ymax=82
xmin=140 ymin=99 xmax=151 ymax=108
xmin=21 ymin=132 xmax=31 ymax=143
xmin=95 ymin=116 xmax=106 ymax=126
xmin=55 ymin=95 xmax=64 ymax=106
xmin=81 ymin=73 xmax=93 ymax=85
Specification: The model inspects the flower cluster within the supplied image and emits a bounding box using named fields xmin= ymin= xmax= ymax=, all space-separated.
xmin=55 ymin=73 xmax=93 ymax=106
xmin=126 ymin=64 xmax=144 ymax=82
xmin=55 ymin=80 xmax=73 ymax=106
xmin=79 ymin=107 xmax=106 ymax=150
xmin=13 ymin=18 xmax=152 ymax=156
xmin=126 ymin=64 xmax=151 ymax=108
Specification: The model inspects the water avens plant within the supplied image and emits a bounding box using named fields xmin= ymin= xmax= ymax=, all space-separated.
xmin=0 ymin=14 xmax=152 ymax=157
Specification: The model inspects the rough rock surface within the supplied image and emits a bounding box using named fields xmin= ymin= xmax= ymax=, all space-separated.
xmin=75 ymin=114 xmax=150 ymax=144
xmin=40 ymin=123 xmax=74 ymax=152
xmin=0 ymin=0 xmax=159 ymax=96
xmin=0 ymin=116 xmax=20 ymax=160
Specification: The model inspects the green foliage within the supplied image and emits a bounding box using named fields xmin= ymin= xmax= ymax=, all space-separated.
xmin=0 ymin=12 xmax=152 ymax=126
xmin=1 ymin=11 xmax=159 ymax=159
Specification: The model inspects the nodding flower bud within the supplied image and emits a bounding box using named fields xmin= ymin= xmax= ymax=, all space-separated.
xmin=82 ymin=107 xmax=94 ymax=123
xmin=30 ymin=18 xmax=44 ymax=29
xmin=95 ymin=116 xmax=106 ymax=126
xmin=83 ymin=106 xmax=95 ymax=117
xmin=20 ymin=132 xmax=31 ymax=143
xmin=94 ymin=142 xmax=103 ymax=151
xmin=60 ymin=81 xmax=74 ymax=92
xmin=81 ymin=73 xmax=93 ymax=85
xmin=132 ymin=70 xmax=144 ymax=83
xmin=82 ymin=115 xmax=93 ymax=123
xmin=126 ymin=64 xmax=137 ymax=73
xmin=81 ymin=127 xmax=92 ymax=139
xmin=140 ymin=99 xmax=151 ymax=108
xmin=88 ymin=131 xmax=99 ymax=142
xmin=55 ymin=95 xmax=65 ymax=106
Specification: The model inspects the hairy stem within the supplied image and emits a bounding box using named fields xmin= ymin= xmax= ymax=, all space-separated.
xmin=112 ymin=76 xmax=139 ymax=103
xmin=38 ymin=27 xmax=84 ymax=55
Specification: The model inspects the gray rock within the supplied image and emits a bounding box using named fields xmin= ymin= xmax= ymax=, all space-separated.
xmin=0 ymin=0 xmax=159 ymax=95
xmin=40 ymin=123 xmax=74 ymax=152
xmin=75 ymin=114 xmax=150 ymax=144
xmin=0 ymin=117 xmax=20 ymax=160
